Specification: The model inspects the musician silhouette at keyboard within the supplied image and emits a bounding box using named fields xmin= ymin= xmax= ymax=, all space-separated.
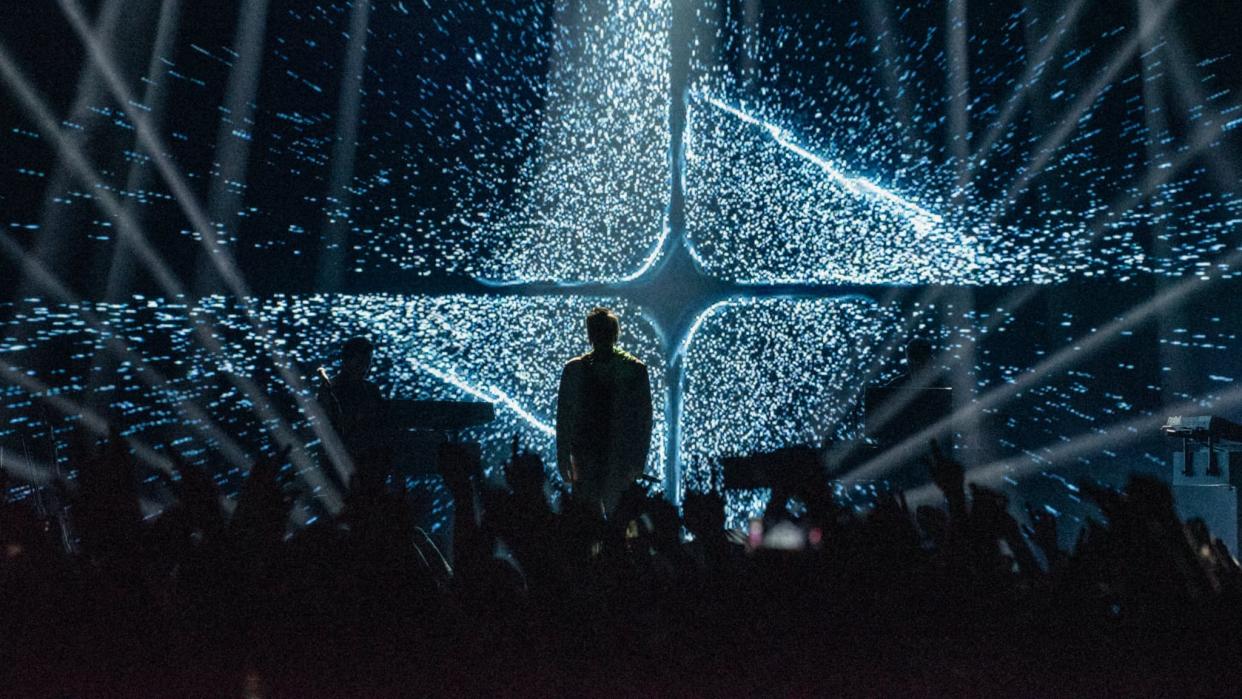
xmin=318 ymin=336 xmax=386 ymax=478
xmin=884 ymin=337 xmax=946 ymax=390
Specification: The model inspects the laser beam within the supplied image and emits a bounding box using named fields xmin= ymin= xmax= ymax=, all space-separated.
xmin=410 ymin=357 xmax=555 ymax=436
xmin=699 ymin=95 xmax=944 ymax=229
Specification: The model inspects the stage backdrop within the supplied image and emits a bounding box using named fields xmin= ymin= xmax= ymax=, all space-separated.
xmin=0 ymin=0 xmax=1239 ymax=532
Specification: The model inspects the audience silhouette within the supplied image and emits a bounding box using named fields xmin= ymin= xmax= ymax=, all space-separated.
xmin=0 ymin=345 xmax=1239 ymax=694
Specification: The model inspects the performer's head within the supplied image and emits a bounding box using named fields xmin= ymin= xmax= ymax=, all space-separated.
xmin=905 ymin=337 xmax=933 ymax=373
xmin=586 ymin=307 xmax=620 ymax=351
xmin=340 ymin=336 xmax=374 ymax=381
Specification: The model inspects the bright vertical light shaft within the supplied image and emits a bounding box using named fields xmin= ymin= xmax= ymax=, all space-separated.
xmin=317 ymin=0 xmax=371 ymax=291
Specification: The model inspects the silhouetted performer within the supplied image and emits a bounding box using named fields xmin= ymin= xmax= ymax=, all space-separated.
xmin=884 ymin=337 xmax=947 ymax=389
xmin=318 ymin=336 xmax=384 ymax=462
xmin=556 ymin=308 xmax=653 ymax=515
xmin=865 ymin=337 xmax=953 ymax=486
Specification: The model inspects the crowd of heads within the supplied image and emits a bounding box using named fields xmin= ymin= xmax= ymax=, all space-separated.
xmin=2 ymin=420 xmax=1242 ymax=694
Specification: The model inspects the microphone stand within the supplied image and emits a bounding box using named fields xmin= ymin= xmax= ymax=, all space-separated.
xmin=318 ymin=366 xmax=344 ymax=423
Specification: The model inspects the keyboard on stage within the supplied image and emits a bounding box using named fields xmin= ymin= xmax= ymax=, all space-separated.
xmin=1162 ymin=415 xmax=1242 ymax=559
xmin=377 ymin=400 xmax=494 ymax=476
xmin=1161 ymin=415 xmax=1242 ymax=444
xmin=386 ymin=399 xmax=496 ymax=432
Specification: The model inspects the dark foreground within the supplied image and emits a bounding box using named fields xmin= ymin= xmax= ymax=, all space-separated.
xmin=4 ymin=439 xmax=1242 ymax=696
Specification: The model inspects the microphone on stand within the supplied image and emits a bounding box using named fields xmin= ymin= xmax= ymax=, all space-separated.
xmin=317 ymin=366 xmax=344 ymax=422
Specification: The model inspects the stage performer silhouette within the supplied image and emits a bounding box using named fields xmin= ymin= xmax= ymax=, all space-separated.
xmin=317 ymin=336 xmax=385 ymax=466
xmin=556 ymin=307 xmax=653 ymax=515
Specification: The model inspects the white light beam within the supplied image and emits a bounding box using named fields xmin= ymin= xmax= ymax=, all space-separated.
xmin=700 ymin=96 xmax=944 ymax=228
xmin=409 ymin=358 xmax=556 ymax=436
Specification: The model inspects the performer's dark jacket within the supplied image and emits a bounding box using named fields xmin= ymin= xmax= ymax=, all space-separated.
xmin=556 ymin=346 xmax=653 ymax=515
xmin=317 ymin=377 xmax=384 ymax=460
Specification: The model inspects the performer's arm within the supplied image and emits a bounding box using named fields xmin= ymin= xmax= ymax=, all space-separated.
xmin=624 ymin=362 xmax=654 ymax=485
xmin=638 ymin=364 xmax=653 ymax=462
xmin=555 ymin=363 xmax=577 ymax=483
